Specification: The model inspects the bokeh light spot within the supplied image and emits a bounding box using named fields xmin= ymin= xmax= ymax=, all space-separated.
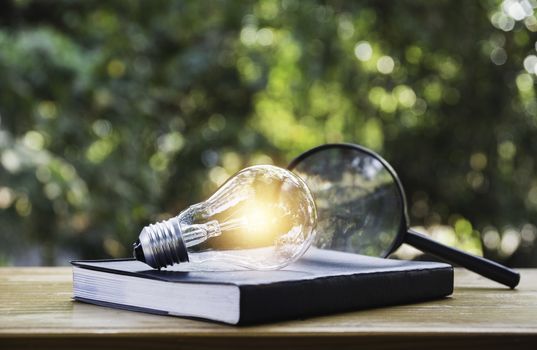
xmin=107 ymin=59 xmax=126 ymax=78
xmin=523 ymin=55 xmax=537 ymax=73
xmin=376 ymin=55 xmax=395 ymax=74
xmin=257 ymin=28 xmax=274 ymax=46
xmin=483 ymin=227 xmax=501 ymax=250
xmin=37 ymin=101 xmax=57 ymax=119
xmin=516 ymin=73 xmax=533 ymax=91
xmin=490 ymin=47 xmax=507 ymax=65
xmin=502 ymin=0 xmax=534 ymax=21
xmin=15 ymin=195 xmax=31 ymax=217
xmin=23 ymin=131 xmax=45 ymax=151
xmin=498 ymin=140 xmax=517 ymax=159
xmin=1 ymin=150 xmax=21 ymax=173
xmin=209 ymin=166 xmax=229 ymax=186
xmin=500 ymin=228 xmax=521 ymax=257
xmin=0 ymin=187 xmax=14 ymax=209
xmin=354 ymin=41 xmax=372 ymax=61
xmin=470 ymin=152 xmax=488 ymax=171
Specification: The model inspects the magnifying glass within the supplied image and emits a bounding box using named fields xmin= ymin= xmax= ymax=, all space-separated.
xmin=288 ymin=143 xmax=520 ymax=288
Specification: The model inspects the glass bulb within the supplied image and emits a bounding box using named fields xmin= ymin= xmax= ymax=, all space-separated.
xmin=133 ymin=165 xmax=317 ymax=270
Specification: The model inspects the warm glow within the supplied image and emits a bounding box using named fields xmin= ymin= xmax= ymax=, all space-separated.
xmin=243 ymin=202 xmax=278 ymax=235
xmin=216 ymin=200 xmax=281 ymax=239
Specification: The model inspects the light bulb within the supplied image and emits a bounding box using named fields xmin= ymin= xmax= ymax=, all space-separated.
xmin=133 ymin=165 xmax=317 ymax=270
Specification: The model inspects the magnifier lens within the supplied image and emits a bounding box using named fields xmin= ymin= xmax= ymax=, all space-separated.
xmin=291 ymin=144 xmax=520 ymax=288
xmin=291 ymin=147 xmax=404 ymax=257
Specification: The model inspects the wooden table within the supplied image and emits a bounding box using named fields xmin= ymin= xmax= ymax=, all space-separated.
xmin=0 ymin=267 xmax=536 ymax=350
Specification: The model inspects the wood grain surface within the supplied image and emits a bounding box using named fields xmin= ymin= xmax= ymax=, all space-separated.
xmin=0 ymin=267 xmax=536 ymax=350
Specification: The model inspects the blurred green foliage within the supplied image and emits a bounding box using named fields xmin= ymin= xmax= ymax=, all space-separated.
xmin=0 ymin=0 xmax=536 ymax=266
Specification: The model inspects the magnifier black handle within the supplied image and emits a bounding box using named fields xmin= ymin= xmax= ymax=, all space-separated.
xmin=406 ymin=229 xmax=520 ymax=289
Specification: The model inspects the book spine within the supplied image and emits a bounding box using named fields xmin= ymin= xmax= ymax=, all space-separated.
xmin=238 ymin=267 xmax=453 ymax=325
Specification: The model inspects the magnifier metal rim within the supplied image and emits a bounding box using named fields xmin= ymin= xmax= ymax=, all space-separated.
xmin=287 ymin=143 xmax=409 ymax=258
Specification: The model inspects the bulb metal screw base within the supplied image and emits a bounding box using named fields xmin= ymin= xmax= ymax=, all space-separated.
xmin=133 ymin=218 xmax=189 ymax=268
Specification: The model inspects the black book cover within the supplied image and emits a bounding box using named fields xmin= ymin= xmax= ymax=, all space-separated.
xmin=72 ymin=248 xmax=453 ymax=325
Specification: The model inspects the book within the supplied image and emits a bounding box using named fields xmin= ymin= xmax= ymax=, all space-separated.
xmin=71 ymin=248 xmax=453 ymax=325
